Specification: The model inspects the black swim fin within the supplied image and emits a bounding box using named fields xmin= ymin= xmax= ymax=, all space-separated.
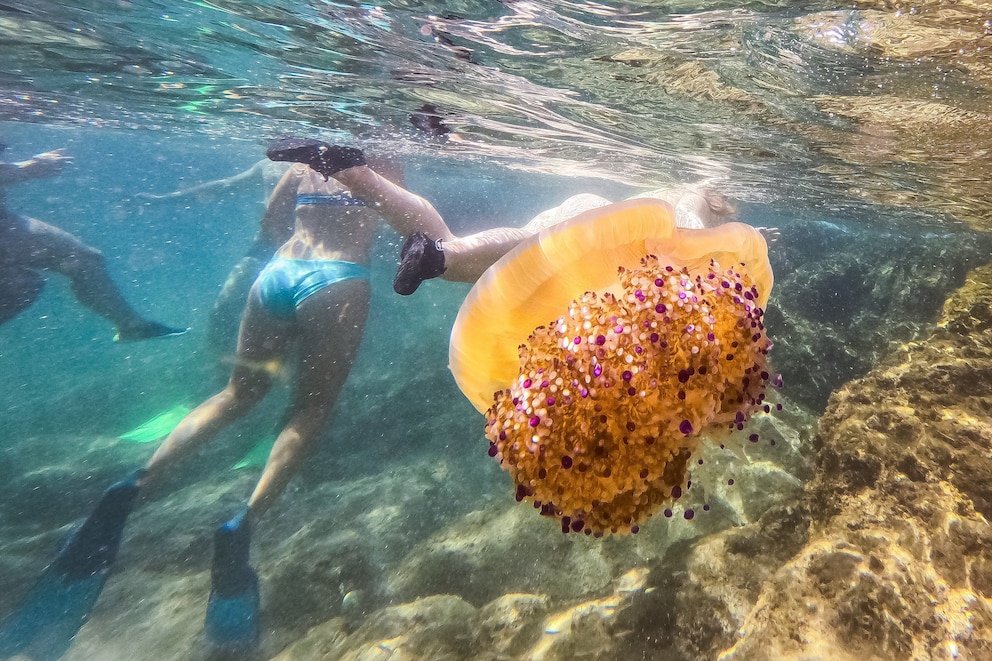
xmin=0 ymin=473 xmax=141 ymax=660
xmin=393 ymin=232 xmax=446 ymax=295
xmin=204 ymin=509 xmax=260 ymax=657
xmin=114 ymin=319 xmax=189 ymax=342
xmin=266 ymin=137 xmax=366 ymax=179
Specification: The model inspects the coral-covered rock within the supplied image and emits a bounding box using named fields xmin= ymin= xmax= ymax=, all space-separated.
xmin=719 ymin=262 xmax=992 ymax=659
xmin=273 ymin=595 xmax=478 ymax=661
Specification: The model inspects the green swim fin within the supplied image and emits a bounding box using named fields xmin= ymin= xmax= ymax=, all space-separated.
xmin=119 ymin=404 xmax=191 ymax=443
xmin=231 ymin=437 xmax=275 ymax=471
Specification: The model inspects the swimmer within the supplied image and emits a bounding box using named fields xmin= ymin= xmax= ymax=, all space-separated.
xmin=268 ymin=138 xmax=775 ymax=295
xmin=134 ymin=158 xmax=291 ymax=204
xmin=0 ymin=139 xmax=460 ymax=658
xmin=0 ymin=139 xmax=187 ymax=341
xmin=134 ymin=158 xmax=295 ymax=354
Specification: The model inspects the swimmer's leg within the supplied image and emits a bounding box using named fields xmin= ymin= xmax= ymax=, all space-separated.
xmin=204 ymin=280 xmax=369 ymax=653
xmin=0 ymin=471 xmax=142 ymax=660
xmin=0 ymin=265 xmax=45 ymax=326
xmin=208 ymin=250 xmax=268 ymax=357
xmin=18 ymin=217 xmax=187 ymax=341
xmin=142 ymin=289 xmax=287 ymax=486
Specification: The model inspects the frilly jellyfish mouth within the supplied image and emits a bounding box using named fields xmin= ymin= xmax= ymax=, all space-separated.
xmin=484 ymin=255 xmax=772 ymax=535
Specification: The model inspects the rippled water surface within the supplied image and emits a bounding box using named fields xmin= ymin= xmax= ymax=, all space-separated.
xmin=3 ymin=0 xmax=990 ymax=227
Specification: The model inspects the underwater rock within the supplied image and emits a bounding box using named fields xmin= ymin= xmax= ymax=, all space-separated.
xmin=611 ymin=505 xmax=811 ymax=660
xmin=61 ymin=571 xmax=210 ymax=661
xmin=523 ymin=567 xmax=651 ymax=660
xmin=272 ymin=594 xmax=478 ymax=661
xmin=386 ymin=505 xmax=615 ymax=607
xmin=718 ymin=261 xmax=992 ymax=659
xmin=765 ymin=223 xmax=992 ymax=411
xmin=478 ymin=593 xmax=550 ymax=657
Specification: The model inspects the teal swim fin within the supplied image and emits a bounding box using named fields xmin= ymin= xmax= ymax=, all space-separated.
xmin=119 ymin=404 xmax=191 ymax=443
xmin=205 ymin=509 xmax=260 ymax=656
xmin=231 ymin=437 xmax=275 ymax=471
xmin=0 ymin=473 xmax=141 ymax=660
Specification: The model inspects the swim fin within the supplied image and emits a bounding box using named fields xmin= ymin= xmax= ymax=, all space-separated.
xmin=119 ymin=404 xmax=191 ymax=443
xmin=204 ymin=509 xmax=260 ymax=656
xmin=0 ymin=472 xmax=141 ymax=660
xmin=266 ymin=137 xmax=366 ymax=178
xmin=114 ymin=319 xmax=189 ymax=342
xmin=393 ymin=232 xmax=446 ymax=295
xmin=230 ymin=437 xmax=275 ymax=471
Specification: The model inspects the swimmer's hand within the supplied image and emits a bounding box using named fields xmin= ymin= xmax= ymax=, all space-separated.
xmin=133 ymin=191 xmax=170 ymax=201
xmin=22 ymin=149 xmax=72 ymax=178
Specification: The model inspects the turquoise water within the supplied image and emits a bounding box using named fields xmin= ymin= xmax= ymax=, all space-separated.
xmin=1 ymin=1 xmax=990 ymax=660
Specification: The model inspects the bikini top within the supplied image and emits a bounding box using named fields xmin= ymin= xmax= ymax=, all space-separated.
xmin=296 ymin=192 xmax=367 ymax=207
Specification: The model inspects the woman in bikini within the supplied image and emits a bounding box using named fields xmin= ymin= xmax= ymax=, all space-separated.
xmin=0 ymin=141 xmax=457 ymax=658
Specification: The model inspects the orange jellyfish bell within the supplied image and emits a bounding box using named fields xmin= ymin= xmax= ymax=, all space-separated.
xmin=449 ymin=199 xmax=774 ymax=535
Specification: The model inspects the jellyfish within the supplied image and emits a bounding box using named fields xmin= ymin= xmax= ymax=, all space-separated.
xmin=449 ymin=199 xmax=774 ymax=535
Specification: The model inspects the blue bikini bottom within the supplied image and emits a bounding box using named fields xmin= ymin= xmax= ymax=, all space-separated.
xmin=256 ymin=257 xmax=370 ymax=319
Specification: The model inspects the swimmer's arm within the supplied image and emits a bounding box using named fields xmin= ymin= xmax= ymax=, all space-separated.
xmin=0 ymin=150 xmax=71 ymax=183
xmin=134 ymin=159 xmax=266 ymax=201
